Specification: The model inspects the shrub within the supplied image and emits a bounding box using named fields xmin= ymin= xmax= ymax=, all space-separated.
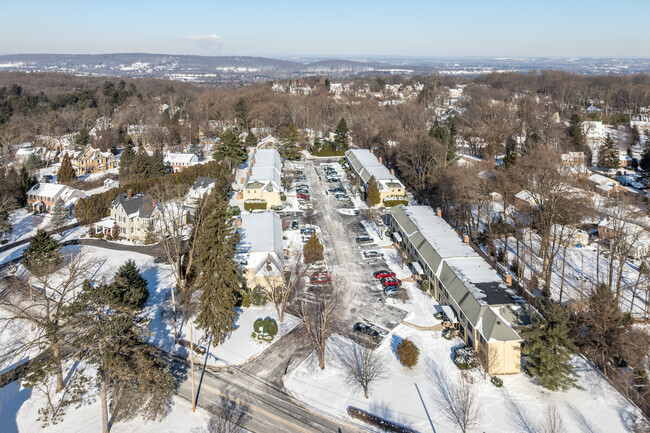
xmin=396 ymin=339 xmax=419 ymax=368
xmin=227 ymin=205 xmax=241 ymax=217
xmin=419 ymin=279 xmax=429 ymax=293
xmin=280 ymin=193 xmax=286 ymax=201
xmin=250 ymin=286 xmax=267 ymax=306
xmin=271 ymin=205 xmax=283 ymax=211
xmin=262 ymin=317 xmax=278 ymax=338
xmin=454 ymin=346 xmax=477 ymax=370
xmin=382 ymin=199 xmax=408 ymax=207
xmin=240 ymin=289 xmax=251 ymax=308
xmin=491 ymin=376 xmax=504 ymax=387
xmin=347 ymin=407 xmax=418 ymax=433
xmin=244 ymin=201 xmax=267 ymax=211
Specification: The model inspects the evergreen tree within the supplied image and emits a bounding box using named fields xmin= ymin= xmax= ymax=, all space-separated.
xmin=244 ymin=131 xmax=258 ymax=147
xmin=25 ymin=153 xmax=44 ymax=172
xmin=73 ymin=126 xmax=91 ymax=146
xmin=65 ymin=282 xmax=173 ymax=433
xmin=189 ymin=141 xmax=203 ymax=160
xmin=129 ymin=148 xmax=151 ymax=182
xmin=23 ymin=229 xmax=62 ymax=277
xmin=278 ymin=122 xmax=301 ymax=160
xmin=522 ymin=301 xmax=578 ymax=391
xmin=303 ymin=234 xmax=324 ymax=264
xmin=57 ymin=153 xmax=77 ymax=182
xmin=597 ymin=134 xmax=619 ymax=170
xmin=214 ymin=129 xmax=247 ymax=166
xmin=20 ymin=165 xmax=37 ymax=205
xmin=333 ymin=118 xmax=349 ymax=150
xmin=366 ymin=175 xmax=381 ymax=207
xmin=111 ymin=260 xmax=149 ymax=310
xmin=195 ymin=191 xmax=240 ymax=345
xmin=119 ymin=144 xmax=135 ymax=182
xmin=324 ymin=78 xmax=331 ymax=90
xmin=50 ymin=198 xmax=68 ymax=228
xmin=149 ymin=149 xmax=168 ymax=178
xmin=579 ymin=283 xmax=633 ymax=369
xmin=639 ymin=140 xmax=650 ymax=176
xmin=567 ymin=113 xmax=584 ymax=151
xmin=234 ymin=98 xmax=248 ymax=130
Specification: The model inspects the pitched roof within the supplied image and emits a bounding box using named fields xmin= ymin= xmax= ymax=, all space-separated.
xmin=345 ymin=149 xmax=404 ymax=190
xmin=111 ymin=193 xmax=155 ymax=218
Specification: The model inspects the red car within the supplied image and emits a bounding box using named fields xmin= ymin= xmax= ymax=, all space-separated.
xmin=381 ymin=277 xmax=402 ymax=287
xmin=310 ymin=272 xmax=331 ymax=284
xmin=373 ymin=270 xmax=396 ymax=279
xmin=297 ymin=193 xmax=310 ymax=200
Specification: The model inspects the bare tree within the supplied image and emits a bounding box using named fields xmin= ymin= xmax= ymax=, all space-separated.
xmin=477 ymin=342 xmax=500 ymax=378
xmin=429 ymin=360 xmax=479 ymax=433
xmin=540 ymin=404 xmax=567 ymax=433
xmin=296 ymin=288 xmax=341 ymax=369
xmin=151 ymin=183 xmax=211 ymax=340
xmin=0 ymin=249 xmax=97 ymax=423
xmin=304 ymin=206 xmax=318 ymax=227
xmin=336 ymin=340 xmax=387 ymax=399
xmin=262 ymin=251 xmax=308 ymax=323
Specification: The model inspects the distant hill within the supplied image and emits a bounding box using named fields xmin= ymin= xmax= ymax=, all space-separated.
xmin=0 ymin=53 xmax=648 ymax=84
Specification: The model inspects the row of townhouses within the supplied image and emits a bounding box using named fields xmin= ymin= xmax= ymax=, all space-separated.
xmin=240 ymin=148 xmax=283 ymax=209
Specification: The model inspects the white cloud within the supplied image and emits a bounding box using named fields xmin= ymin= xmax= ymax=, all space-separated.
xmin=188 ymin=34 xmax=222 ymax=51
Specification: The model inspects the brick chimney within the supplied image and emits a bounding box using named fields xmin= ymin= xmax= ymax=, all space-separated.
xmin=236 ymin=217 xmax=242 ymax=227
xmin=370 ymin=149 xmax=374 ymax=154
xmin=505 ymin=274 xmax=512 ymax=286
xmin=252 ymin=158 xmax=255 ymax=164
xmin=378 ymin=156 xmax=383 ymax=163
xmin=463 ymin=234 xmax=469 ymax=243
xmin=127 ymin=189 xmax=133 ymax=199
xmin=436 ymin=208 xmax=442 ymax=217
xmin=390 ymin=168 xmax=395 ymax=175
xmin=241 ymin=177 xmax=245 ymax=184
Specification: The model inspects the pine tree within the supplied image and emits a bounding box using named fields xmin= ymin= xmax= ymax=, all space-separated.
xmin=149 ymin=149 xmax=168 ymax=178
xmin=244 ymin=131 xmax=258 ymax=147
xmin=20 ymin=165 xmax=36 ymax=206
xmin=195 ymin=191 xmax=240 ymax=345
xmin=579 ymin=283 xmax=633 ymax=369
xmin=597 ymin=134 xmax=620 ymax=170
xmin=214 ymin=129 xmax=247 ymax=166
xmin=57 ymin=153 xmax=77 ymax=182
xmin=522 ymin=301 xmax=578 ymax=391
xmin=50 ymin=198 xmax=68 ymax=228
xmin=23 ymin=229 xmax=62 ymax=277
xmin=366 ymin=175 xmax=381 ymax=207
xmin=567 ymin=113 xmax=584 ymax=151
xmin=333 ymin=118 xmax=349 ymax=150
xmin=119 ymin=144 xmax=135 ymax=182
xmin=639 ymin=140 xmax=650 ymax=176
xmin=303 ymin=234 xmax=324 ymax=264
xmin=324 ymin=78 xmax=331 ymax=90
xmin=129 ymin=148 xmax=151 ymax=182
xmin=65 ymin=282 xmax=174 ymax=433
xmin=111 ymin=260 xmax=149 ymax=310
xmin=74 ymin=126 xmax=91 ymax=146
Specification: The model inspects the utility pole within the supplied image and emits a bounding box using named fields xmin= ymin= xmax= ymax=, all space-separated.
xmin=30 ymin=284 xmax=34 ymax=332
xmin=190 ymin=322 xmax=196 ymax=413
xmin=170 ymin=286 xmax=178 ymax=342
xmin=581 ymin=252 xmax=585 ymax=300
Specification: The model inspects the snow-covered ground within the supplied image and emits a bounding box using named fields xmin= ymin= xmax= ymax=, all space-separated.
xmin=2 ymin=209 xmax=53 ymax=244
xmin=286 ymin=323 xmax=646 ymax=433
xmin=0 ymin=377 xmax=210 ymax=433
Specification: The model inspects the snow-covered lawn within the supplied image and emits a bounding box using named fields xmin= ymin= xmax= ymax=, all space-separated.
xmin=0 ymin=377 xmax=210 ymax=433
xmin=2 ymin=209 xmax=52 ymax=244
xmin=286 ymin=324 xmax=645 ymax=433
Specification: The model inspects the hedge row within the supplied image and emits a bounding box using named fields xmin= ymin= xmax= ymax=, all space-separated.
xmin=75 ymin=160 xmax=231 ymax=225
xmin=243 ymin=201 xmax=268 ymax=211
xmin=347 ymin=407 xmax=418 ymax=433
xmin=383 ymin=199 xmax=408 ymax=207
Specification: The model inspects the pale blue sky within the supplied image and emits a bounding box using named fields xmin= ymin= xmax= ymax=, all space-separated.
xmin=1 ymin=0 xmax=648 ymax=57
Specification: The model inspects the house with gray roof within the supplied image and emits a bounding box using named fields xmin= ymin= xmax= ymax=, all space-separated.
xmin=389 ymin=204 xmax=526 ymax=375
xmin=94 ymin=190 xmax=157 ymax=241
xmin=345 ymin=149 xmax=405 ymax=203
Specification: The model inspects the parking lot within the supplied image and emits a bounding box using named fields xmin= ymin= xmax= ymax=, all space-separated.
xmin=283 ymin=157 xmax=407 ymax=345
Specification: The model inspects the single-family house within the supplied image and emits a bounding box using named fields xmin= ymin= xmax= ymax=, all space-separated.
xmin=598 ymin=218 xmax=650 ymax=259
xmin=164 ymin=153 xmax=199 ymax=173
xmin=96 ymin=190 xmax=156 ymax=241
xmin=104 ymin=179 xmax=120 ymax=189
xmin=187 ymin=177 xmax=217 ymax=204
xmin=237 ymin=212 xmax=284 ymax=289
xmin=65 ymin=146 xmax=116 ymax=176
xmin=389 ymin=205 xmax=528 ymax=375
xmin=242 ymin=149 xmax=282 ymax=209
xmin=345 ymin=149 xmax=406 ymax=203
xmin=26 ymin=183 xmax=85 ymax=214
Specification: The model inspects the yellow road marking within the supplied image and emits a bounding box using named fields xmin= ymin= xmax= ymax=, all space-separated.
xmin=197 ymin=382 xmax=313 ymax=433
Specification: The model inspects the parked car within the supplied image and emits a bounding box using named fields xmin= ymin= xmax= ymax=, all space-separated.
xmin=383 ymin=286 xmax=399 ymax=296
xmin=295 ymin=164 xmax=305 ymax=170
xmin=381 ymin=277 xmax=402 ymax=287
xmin=308 ymin=260 xmax=327 ymax=270
xmin=300 ymin=227 xmax=316 ymax=235
xmin=373 ymin=270 xmax=396 ymax=279
xmin=353 ymin=322 xmax=380 ymax=341
xmin=355 ymin=235 xmax=373 ymax=244
xmin=310 ymin=272 xmax=331 ymax=284
xmin=296 ymin=184 xmax=309 ymax=189
xmin=363 ymin=250 xmax=382 ymax=258
xmin=297 ymin=175 xmax=307 ymax=180
xmin=296 ymin=188 xmax=309 ymax=194
xmin=291 ymin=220 xmax=299 ymax=230
xmin=297 ymin=193 xmax=310 ymax=200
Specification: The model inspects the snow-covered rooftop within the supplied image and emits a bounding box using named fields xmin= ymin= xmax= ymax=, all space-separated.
xmin=402 ymin=206 xmax=475 ymax=259
xmin=239 ymin=212 xmax=284 ymax=276
xmin=246 ymin=149 xmax=282 ymax=191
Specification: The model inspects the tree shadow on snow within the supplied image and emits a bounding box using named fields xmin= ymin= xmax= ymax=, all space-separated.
xmin=567 ymin=402 xmax=601 ymax=433
xmin=0 ymin=378 xmax=32 ymax=433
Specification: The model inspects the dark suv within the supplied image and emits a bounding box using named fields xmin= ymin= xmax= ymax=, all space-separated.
xmin=355 ymin=235 xmax=373 ymax=244
xmin=353 ymin=322 xmax=380 ymax=341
